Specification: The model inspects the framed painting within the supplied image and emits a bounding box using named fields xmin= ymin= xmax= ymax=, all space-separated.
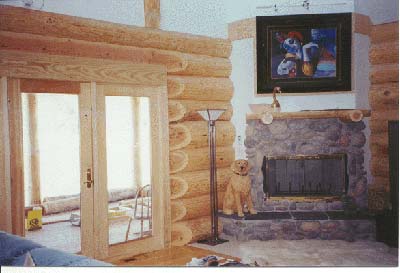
xmin=256 ymin=13 xmax=352 ymax=94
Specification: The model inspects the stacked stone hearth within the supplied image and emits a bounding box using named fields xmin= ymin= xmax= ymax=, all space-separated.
xmin=220 ymin=117 xmax=375 ymax=242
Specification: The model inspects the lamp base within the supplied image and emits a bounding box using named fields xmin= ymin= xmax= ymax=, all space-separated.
xmin=197 ymin=237 xmax=228 ymax=246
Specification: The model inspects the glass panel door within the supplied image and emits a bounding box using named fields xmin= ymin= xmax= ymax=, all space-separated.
xmin=94 ymin=84 xmax=167 ymax=259
xmin=105 ymin=96 xmax=152 ymax=245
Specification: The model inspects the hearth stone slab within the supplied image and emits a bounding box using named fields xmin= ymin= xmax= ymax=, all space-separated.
xmin=219 ymin=210 xmax=374 ymax=221
xmin=326 ymin=210 xmax=372 ymax=220
xmin=291 ymin=211 xmax=328 ymax=220
xmin=253 ymin=199 xmax=345 ymax=212
xmin=244 ymin=212 xmax=291 ymax=220
xmin=219 ymin=212 xmax=376 ymax=242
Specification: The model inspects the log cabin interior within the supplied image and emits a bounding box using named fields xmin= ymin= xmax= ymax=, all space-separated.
xmin=0 ymin=0 xmax=398 ymax=268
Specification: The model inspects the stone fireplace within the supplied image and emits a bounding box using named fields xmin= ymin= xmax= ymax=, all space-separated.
xmin=246 ymin=116 xmax=368 ymax=211
xmin=219 ymin=111 xmax=375 ymax=242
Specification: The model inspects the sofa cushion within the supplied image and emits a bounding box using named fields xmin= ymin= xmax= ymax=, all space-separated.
xmin=29 ymin=248 xmax=111 ymax=266
xmin=11 ymin=251 xmax=36 ymax=266
xmin=0 ymin=231 xmax=43 ymax=265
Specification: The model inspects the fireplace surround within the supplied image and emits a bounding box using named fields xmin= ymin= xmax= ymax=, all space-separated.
xmin=219 ymin=112 xmax=374 ymax=242
xmin=245 ymin=116 xmax=369 ymax=211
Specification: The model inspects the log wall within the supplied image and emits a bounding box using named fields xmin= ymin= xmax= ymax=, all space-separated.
xmin=0 ymin=5 xmax=234 ymax=245
xmin=368 ymin=21 xmax=399 ymax=211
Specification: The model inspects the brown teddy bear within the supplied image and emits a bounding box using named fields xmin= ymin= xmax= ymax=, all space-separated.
xmin=223 ymin=159 xmax=257 ymax=217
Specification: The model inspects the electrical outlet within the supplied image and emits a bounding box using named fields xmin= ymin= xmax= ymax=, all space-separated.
xmin=238 ymin=135 xmax=242 ymax=143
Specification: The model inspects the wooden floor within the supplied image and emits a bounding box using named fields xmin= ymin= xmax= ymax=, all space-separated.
xmin=103 ymin=245 xmax=239 ymax=266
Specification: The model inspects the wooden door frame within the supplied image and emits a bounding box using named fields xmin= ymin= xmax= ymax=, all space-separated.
xmin=0 ymin=50 xmax=170 ymax=255
xmin=79 ymin=82 xmax=96 ymax=257
xmin=94 ymin=84 xmax=170 ymax=259
xmin=0 ymin=77 xmax=12 ymax=233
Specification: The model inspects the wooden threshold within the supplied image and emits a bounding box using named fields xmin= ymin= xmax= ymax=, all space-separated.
xmin=103 ymin=245 xmax=239 ymax=266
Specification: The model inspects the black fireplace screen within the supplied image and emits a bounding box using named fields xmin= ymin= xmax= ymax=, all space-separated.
xmin=261 ymin=154 xmax=348 ymax=197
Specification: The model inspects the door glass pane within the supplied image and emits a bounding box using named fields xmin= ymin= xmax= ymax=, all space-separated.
xmin=105 ymin=96 xmax=152 ymax=245
xmin=21 ymin=93 xmax=82 ymax=253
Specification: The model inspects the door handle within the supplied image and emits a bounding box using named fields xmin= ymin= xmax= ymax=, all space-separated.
xmin=84 ymin=168 xmax=94 ymax=188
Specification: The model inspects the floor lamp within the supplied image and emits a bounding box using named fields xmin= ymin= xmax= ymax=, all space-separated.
xmin=197 ymin=109 xmax=228 ymax=246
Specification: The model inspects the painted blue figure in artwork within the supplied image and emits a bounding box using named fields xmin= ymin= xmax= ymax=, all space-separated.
xmin=276 ymin=31 xmax=304 ymax=78
xmin=273 ymin=28 xmax=337 ymax=79
xmin=307 ymin=28 xmax=337 ymax=77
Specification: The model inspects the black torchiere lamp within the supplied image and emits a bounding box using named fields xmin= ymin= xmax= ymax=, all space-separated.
xmin=197 ymin=109 xmax=228 ymax=246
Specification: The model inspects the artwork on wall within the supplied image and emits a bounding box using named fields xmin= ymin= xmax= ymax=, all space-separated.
xmin=256 ymin=13 xmax=352 ymax=94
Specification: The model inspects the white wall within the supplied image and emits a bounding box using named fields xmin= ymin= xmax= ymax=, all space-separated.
xmin=354 ymin=0 xmax=399 ymax=24
xmin=224 ymin=0 xmax=354 ymax=23
xmin=160 ymin=0 xmax=227 ymax=38
xmin=0 ymin=0 xmax=145 ymax=26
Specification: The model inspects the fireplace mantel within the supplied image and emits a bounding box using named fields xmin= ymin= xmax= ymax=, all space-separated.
xmin=247 ymin=109 xmax=371 ymax=122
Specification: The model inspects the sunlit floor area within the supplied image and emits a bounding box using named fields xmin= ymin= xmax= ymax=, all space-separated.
xmin=26 ymin=202 xmax=151 ymax=253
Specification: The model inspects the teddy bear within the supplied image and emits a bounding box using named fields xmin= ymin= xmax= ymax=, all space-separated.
xmin=222 ymin=159 xmax=257 ymax=217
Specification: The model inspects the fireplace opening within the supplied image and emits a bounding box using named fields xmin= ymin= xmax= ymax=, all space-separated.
xmin=261 ymin=153 xmax=348 ymax=197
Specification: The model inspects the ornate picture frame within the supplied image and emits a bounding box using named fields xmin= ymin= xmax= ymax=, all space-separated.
xmin=256 ymin=13 xmax=352 ymax=94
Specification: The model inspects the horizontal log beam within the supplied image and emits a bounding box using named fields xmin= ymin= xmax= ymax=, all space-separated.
xmin=353 ymin=13 xmax=372 ymax=36
xmin=170 ymin=168 xmax=231 ymax=199
xmin=0 ymin=50 xmax=166 ymax=85
xmin=371 ymin=22 xmax=399 ymax=44
xmin=169 ymin=146 xmax=234 ymax=174
xmin=370 ymin=155 xmax=389 ymax=178
xmin=369 ymin=40 xmax=399 ymax=65
xmin=168 ymin=100 xmax=233 ymax=122
xmin=167 ymin=76 xmax=233 ymax=101
xmin=0 ymin=31 xmax=185 ymax=73
xmin=369 ymin=82 xmax=399 ymax=110
xmin=169 ymin=121 xmax=235 ymax=151
xmin=228 ymin=17 xmax=256 ymax=41
xmin=168 ymin=53 xmax=231 ymax=78
xmin=0 ymin=31 xmax=231 ymax=77
xmin=171 ymin=193 xmax=224 ymax=222
xmin=369 ymin=132 xmax=389 ymax=158
xmin=369 ymin=119 xmax=388 ymax=134
xmin=171 ymin=216 xmax=222 ymax=246
xmin=371 ymin=176 xmax=390 ymax=191
xmin=0 ymin=5 xmax=231 ymax=58
xmin=370 ymin=109 xmax=399 ymax=122
xmin=370 ymin=132 xmax=389 ymax=147
xmin=370 ymin=64 xmax=399 ymax=84
xmin=370 ymin=142 xmax=388 ymax=156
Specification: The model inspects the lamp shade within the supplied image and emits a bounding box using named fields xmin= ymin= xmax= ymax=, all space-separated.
xmin=197 ymin=109 xmax=226 ymax=122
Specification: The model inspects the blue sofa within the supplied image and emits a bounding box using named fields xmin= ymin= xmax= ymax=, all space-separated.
xmin=0 ymin=231 xmax=112 ymax=266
